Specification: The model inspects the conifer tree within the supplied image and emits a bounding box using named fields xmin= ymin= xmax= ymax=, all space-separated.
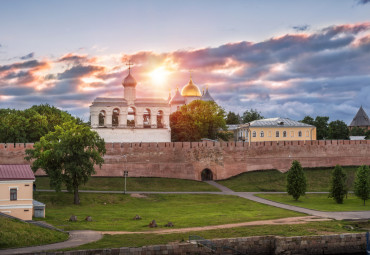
xmin=354 ymin=165 xmax=370 ymax=206
xmin=328 ymin=165 xmax=348 ymax=204
xmin=286 ymin=160 xmax=307 ymax=200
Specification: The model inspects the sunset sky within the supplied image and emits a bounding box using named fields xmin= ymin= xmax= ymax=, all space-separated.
xmin=1 ymin=0 xmax=370 ymax=123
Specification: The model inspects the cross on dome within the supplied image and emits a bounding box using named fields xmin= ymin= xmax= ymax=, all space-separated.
xmin=126 ymin=60 xmax=134 ymax=74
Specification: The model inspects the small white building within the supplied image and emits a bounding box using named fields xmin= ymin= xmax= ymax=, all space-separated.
xmin=90 ymin=67 xmax=172 ymax=143
xmin=90 ymin=66 xmax=215 ymax=143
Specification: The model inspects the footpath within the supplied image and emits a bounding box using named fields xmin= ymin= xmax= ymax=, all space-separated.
xmin=1 ymin=181 xmax=370 ymax=254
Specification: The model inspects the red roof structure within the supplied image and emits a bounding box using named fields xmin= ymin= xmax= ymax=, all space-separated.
xmin=0 ymin=165 xmax=35 ymax=181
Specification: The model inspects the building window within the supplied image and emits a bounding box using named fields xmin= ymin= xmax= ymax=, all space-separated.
xmin=10 ymin=189 xmax=17 ymax=201
xmin=127 ymin=107 xmax=135 ymax=127
xmin=157 ymin=110 xmax=164 ymax=128
xmin=260 ymin=131 xmax=264 ymax=137
xmin=98 ymin=110 xmax=106 ymax=126
xmin=112 ymin=108 xmax=120 ymax=127
xmin=143 ymin=108 xmax=151 ymax=128
xmin=252 ymin=131 xmax=256 ymax=137
xmin=291 ymin=131 xmax=294 ymax=137
xmin=306 ymin=131 xmax=309 ymax=137
xmin=283 ymin=131 xmax=287 ymax=137
xmin=298 ymin=131 xmax=302 ymax=137
xmin=276 ymin=131 xmax=280 ymax=137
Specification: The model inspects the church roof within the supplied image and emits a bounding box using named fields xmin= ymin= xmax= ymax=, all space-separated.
xmin=170 ymin=88 xmax=186 ymax=104
xmin=91 ymin=97 xmax=128 ymax=107
xmin=181 ymin=78 xmax=202 ymax=97
xmin=122 ymin=73 xmax=137 ymax=87
xmin=349 ymin=106 xmax=370 ymax=127
xmin=247 ymin=118 xmax=314 ymax=128
xmin=201 ymin=87 xmax=214 ymax=101
xmin=135 ymin=98 xmax=169 ymax=107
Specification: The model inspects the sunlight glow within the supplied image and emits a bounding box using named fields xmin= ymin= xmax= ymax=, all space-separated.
xmin=81 ymin=77 xmax=104 ymax=84
xmin=149 ymin=66 xmax=170 ymax=86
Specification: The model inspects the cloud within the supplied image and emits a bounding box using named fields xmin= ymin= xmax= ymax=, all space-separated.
xmin=57 ymin=65 xmax=105 ymax=80
xmin=292 ymin=25 xmax=310 ymax=32
xmin=1 ymin=22 xmax=370 ymax=124
xmin=0 ymin=60 xmax=47 ymax=72
xmin=356 ymin=0 xmax=370 ymax=4
xmin=20 ymin=52 xmax=34 ymax=60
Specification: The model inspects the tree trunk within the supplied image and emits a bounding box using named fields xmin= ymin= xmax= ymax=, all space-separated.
xmin=74 ymin=185 xmax=80 ymax=205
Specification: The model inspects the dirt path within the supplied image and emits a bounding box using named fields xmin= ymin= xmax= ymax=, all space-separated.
xmin=101 ymin=216 xmax=330 ymax=235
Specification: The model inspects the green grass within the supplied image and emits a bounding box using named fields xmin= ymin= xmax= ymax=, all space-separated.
xmin=256 ymin=193 xmax=370 ymax=211
xmin=0 ymin=216 xmax=68 ymax=249
xmin=34 ymin=192 xmax=302 ymax=231
xmin=35 ymin=176 xmax=218 ymax=192
xmin=217 ymin=167 xmax=358 ymax=192
xmin=61 ymin=220 xmax=366 ymax=250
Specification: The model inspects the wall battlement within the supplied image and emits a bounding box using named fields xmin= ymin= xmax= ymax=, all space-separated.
xmin=1 ymin=140 xmax=370 ymax=180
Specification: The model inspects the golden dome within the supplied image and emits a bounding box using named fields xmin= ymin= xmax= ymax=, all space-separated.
xmin=181 ymin=78 xmax=202 ymax=97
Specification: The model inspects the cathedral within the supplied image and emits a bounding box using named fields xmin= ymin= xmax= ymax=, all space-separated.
xmin=90 ymin=66 xmax=214 ymax=143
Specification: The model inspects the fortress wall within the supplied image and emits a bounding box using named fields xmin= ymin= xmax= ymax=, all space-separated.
xmin=1 ymin=140 xmax=370 ymax=180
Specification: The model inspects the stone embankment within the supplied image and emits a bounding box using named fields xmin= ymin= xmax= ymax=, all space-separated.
xmin=11 ymin=233 xmax=367 ymax=255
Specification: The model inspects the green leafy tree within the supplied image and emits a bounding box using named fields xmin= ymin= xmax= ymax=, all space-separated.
xmin=328 ymin=120 xmax=349 ymax=140
xmin=300 ymin=116 xmax=329 ymax=140
xmin=349 ymin=127 xmax=366 ymax=137
xmin=354 ymin=165 xmax=370 ymax=206
xmin=242 ymin=109 xmax=264 ymax=124
xmin=300 ymin=116 xmax=315 ymax=126
xmin=286 ymin=160 xmax=307 ymax=200
xmin=328 ymin=165 xmax=348 ymax=204
xmin=314 ymin=116 xmax=329 ymax=140
xmin=25 ymin=121 xmax=106 ymax=204
xmin=0 ymin=104 xmax=75 ymax=143
xmin=226 ymin=111 xmax=240 ymax=124
xmin=170 ymin=100 xmax=227 ymax=142
xmin=0 ymin=109 xmax=28 ymax=143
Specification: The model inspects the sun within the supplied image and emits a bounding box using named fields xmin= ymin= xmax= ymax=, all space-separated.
xmin=149 ymin=66 xmax=170 ymax=86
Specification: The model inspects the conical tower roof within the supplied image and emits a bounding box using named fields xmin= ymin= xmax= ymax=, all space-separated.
xmin=170 ymin=87 xmax=185 ymax=104
xmin=349 ymin=106 xmax=370 ymax=127
xmin=201 ymin=86 xmax=214 ymax=102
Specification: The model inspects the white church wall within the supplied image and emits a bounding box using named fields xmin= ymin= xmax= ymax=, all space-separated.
xmin=94 ymin=128 xmax=171 ymax=143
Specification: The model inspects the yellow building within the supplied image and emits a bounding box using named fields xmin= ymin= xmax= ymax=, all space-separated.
xmin=235 ymin=118 xmax=316 ymax=142
xmin=0 ymin=165 xmax=35 ymax=220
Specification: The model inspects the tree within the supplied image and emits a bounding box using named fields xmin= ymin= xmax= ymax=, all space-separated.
xmin=170 ymin=100 xmax=227 ymax=142
xmin=300 ymin=116 xmax=315 ymax=126
xmin=300 ymin=116 xmax=329 ymax=140
xmin=328 ymin=120 xmax=349 ymax=140
xmin=242 ymin=109 xmax=264 ymax=123
xmin=314 ymin=116 xmax=329 ymax=140
xmin=25 ymin=121 xmax=106 ymax=204
xmin=226 ymin=111 xmax=240 ymax=125
xmin=328 ymin=165 xmax=348 ymax=204
xmin=286 ymin=160 xmax=307 ymax=200
xmin=354 ymin=165 xmax=370 ymax=206
xmin=0 ymin=104 xmax=75 ymax=143
xmin=349 ymin=127 xmax=366 ymax=136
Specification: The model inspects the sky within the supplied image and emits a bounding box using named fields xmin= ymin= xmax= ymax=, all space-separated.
xmin=0 ymin=0 xmax=370 ymax=123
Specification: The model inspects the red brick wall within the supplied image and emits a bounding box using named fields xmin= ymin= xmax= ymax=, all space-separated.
xmin=1 ymin=140 xmax=370 ymax=180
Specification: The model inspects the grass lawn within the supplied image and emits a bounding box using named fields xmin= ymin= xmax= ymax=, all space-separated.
xmin=61 ymin=220 xmax=366 ymax=250
xmin=217 ymin=167 xmax=358 ymax=192
xmin=0 ymin=216 xmax=68 ymax=249
xmin=256 ymin=193 xmax=370 ymax=211
xmin=34 ymin=192 xmax=302 ymax=231
xmin=35 ymin=176 xmax=218 ymax=192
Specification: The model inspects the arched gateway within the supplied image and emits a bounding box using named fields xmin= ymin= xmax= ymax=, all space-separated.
xmin=201 ymin=169 xmax=213 ymax=181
